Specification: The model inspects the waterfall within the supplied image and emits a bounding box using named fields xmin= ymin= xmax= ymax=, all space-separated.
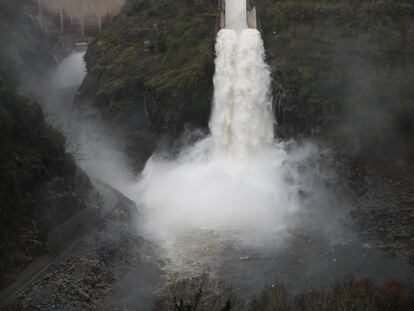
xmin=135 ymin=1 xmax=318 ymax=241
xmin=130 ymin=1 xmax=349 ymax=292
xmin=210 ymin=28 xmax=273 ymax=158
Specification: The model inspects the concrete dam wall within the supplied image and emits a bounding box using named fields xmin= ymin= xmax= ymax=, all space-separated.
xmin=36 ymin=0 xmax=126 ymax=37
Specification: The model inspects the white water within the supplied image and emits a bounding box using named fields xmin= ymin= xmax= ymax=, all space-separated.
xmin=22 ymin=2 xmax=409 ymax=300
xmin=134 ymin=3 xmax=324 ymax=244
xmin=34 ymin=52 xmax=137 ymax=199
xmin=225 ymin=0 xmax=247 ymax=32
xmin=210 ymin=29 xmax=273 ymax=158
xmin=132 ymin=5 xmax=351 ymax=288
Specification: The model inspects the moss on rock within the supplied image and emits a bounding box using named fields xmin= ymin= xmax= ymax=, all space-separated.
xmin=255 ymin=0 xmax=414 ymax=164
xmin=77 ymin=0 xmax=217 ymax=168
xmin=80 ymin=0 xmax=414 ymax=167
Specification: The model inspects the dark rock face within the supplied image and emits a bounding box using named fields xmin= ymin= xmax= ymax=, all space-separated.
xmin=255 ymin=0 xmax=414 ymax=165
xmin=0 ymin=74 xmax=95 ymax=288
xmin=79 ymin=0 xmax=414 ymax=169
xmin=76 ymin=0 xmax=217 ymax=168
xmin=74 ymin=0 xmax=414 ymax=267
xmin=0 ymin=0 xmax=94 ymax=289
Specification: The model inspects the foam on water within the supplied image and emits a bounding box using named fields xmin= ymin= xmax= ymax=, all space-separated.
xmin=210 ymin=28 xmax=273 ymax=159
xmin=134 ymin=7 xmax=318 ymax=243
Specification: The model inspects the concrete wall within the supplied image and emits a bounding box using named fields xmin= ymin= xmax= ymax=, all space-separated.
xmin=37 ymin=0 xmax=125 ymax=37
xmin=247 ymin=6 xmax=257 ymax=29
xmin=218 ymin=0 xmax=257 ymax=30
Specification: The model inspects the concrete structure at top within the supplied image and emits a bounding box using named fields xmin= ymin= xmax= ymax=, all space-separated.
xmin=218 ymin=0 xmax=258 ymax=30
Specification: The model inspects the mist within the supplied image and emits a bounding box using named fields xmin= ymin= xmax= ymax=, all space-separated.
xmin=127 ymin=20 xmax=360 ymax=294
xmin=22 ymin=51 xmax=138 ymax=200
xmin=336 ymin=58 xmax=414 ymax=166
xmin=26 ymin=11 xmax=346 ymax=253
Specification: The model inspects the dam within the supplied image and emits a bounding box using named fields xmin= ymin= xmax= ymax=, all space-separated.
xmin=36 ymin=0 xmax=126 ymax=37
xmin=218 ymin=0 xmax=258 ymax=30
xmin=34 ymin=0 xmax=126 ymax=56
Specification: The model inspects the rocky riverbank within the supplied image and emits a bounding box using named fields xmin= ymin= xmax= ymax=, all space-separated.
xmin=13 ymin=185 xmax=162 ymax=311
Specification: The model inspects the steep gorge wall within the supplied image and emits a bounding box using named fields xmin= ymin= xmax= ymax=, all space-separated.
xmin=79 ymin=0 xmax=414 ymax=168
xmin=0 ymin=0 xmax=57 ymax=78
xmin=0 ymin=0 xmax=94 ymax=288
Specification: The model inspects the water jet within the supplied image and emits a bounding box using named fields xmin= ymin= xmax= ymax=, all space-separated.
xmin=218 ymin=0 xmax=258 ymax=30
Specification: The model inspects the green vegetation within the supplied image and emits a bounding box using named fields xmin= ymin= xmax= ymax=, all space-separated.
xmin=153 ymin=275 xmax=239 ymax=311
xmin=0 ymin=0 xmax=91 ymax=288
xmin=81 ymin=0 xmax=414 ymax=168
xmin=255 ymin=0 xmax=414 ymax=164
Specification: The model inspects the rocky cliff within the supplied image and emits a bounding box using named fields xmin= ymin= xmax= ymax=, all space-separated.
xmin=76 ymin=0 xmax=217 ymax=168
xmin=78 ymin=0 xmax=414 ymax=169
xmin=256 ymin=0 xmax=414 ymax=166
xmin=0 ymin=0 xmax=94 ymax=288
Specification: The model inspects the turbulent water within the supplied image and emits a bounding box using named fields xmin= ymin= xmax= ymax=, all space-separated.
xmin=136 ymin=4 xmax=298 ymax=241
xmin=225 ymin=0 xmax=247 ymax=31
xmin=135 ymin=0 xmax=335 ymax=268
xmin=23 ymin=2 xmax=414 ymax=305
xmin=210 ymin=29 xmax=273 ymax=158
xmin=133 ymin=5 xmax=414 ymax=295
xmin=212 ymin=0 xmax=273 ymax=157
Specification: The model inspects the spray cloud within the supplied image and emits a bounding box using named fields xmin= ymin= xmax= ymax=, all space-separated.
xmin=134 ymin=0 xmax=340 ymax=248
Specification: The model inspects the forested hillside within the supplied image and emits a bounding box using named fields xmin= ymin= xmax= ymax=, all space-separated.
xmin=2 ymin=0 xmax=414 ymax=308
xmin=77 ymin=0 xmax=217 ymax=167
xmin=256 ymin=0 xmax=414 ymax=165
xmin=79 ymin=0 xmax=414 ymax=168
